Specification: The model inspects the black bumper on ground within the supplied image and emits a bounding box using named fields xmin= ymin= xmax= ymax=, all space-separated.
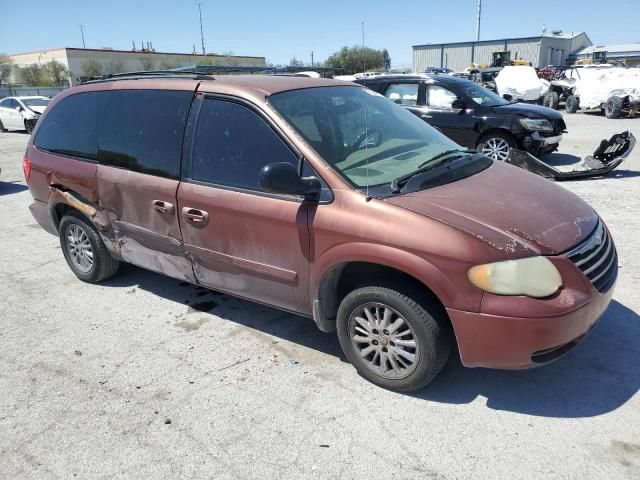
xmin=507 ymin=131 xmax=636 ymax=180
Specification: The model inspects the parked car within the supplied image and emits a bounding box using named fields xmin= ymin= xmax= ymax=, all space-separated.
xmin=425 ymin=67 xmax=452 ymax=75
xmin=356 ymin=74 xmax=565 ymax=160
xmin=0 ymin=96 xmax=51 ymax=133
xmin=25 ymin=73 xmax=616 ymax=391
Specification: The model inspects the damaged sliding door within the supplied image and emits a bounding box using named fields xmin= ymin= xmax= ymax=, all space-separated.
xmin=96 ymin=88 xmax=198 ymax=282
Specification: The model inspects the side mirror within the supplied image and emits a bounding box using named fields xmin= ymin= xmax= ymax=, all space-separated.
xmin=259 ymin=162 xmax=321 ymax=199
xmin=451 ymin=98 xmax=465 ymax=110
xmin=16 ymin=105 xmax=24 ymax=112
xmin=502 ymin=94 xmax=513 ymax=101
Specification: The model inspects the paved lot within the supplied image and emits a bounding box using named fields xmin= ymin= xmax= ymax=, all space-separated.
xmin=1 ymin=113 xmax=639 ymax=479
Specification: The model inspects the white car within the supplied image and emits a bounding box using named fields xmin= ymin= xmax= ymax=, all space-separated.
xmin=0 ymin=96 xmax=51 ymax=134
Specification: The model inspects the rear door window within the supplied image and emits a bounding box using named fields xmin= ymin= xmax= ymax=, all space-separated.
xmin=98 ymin=90 xmax=192 ymax=179
xmin=189 ymin=98 xmax=298 ymax=191
xmin=427 ymin=85 xmax=458 ymax=109
xmin=384 ymin=83 xmax=419 ymax=106
xmin=33 ymin=92 xmax=106 ymax=161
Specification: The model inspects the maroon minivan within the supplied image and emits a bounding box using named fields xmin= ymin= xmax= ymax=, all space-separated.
xmin=24 ymin=73 xmax=617 ymax=391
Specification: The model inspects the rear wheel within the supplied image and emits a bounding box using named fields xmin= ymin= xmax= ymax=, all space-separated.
xmin=59 ymin=211 xmax=119 ymax=283
xmin=565 ymin=95 xmax=580 ymax=113
xmin=337 ymin=286 xmax=451 ymax=392
xmin=543 ymin=91 xmax=559 ymax=109
xmin=477 ymin=132 xmax=516 ymax=161
xmin=605 ymin=96 xmax=624 ymax=119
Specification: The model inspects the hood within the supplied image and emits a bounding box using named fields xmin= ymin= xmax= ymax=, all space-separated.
xmin=27 ymin=105 xmax=47 ymax=114
xmin=495 ymin=102 xmax=563 ymax=120
xmin=385 ymin=161 xmax=597 ymax=256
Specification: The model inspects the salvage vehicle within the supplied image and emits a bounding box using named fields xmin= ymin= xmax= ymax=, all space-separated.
xmin=0 ymin=96 xmax=50 ymax=133
xmin=356 ymin=74 xmax=565 ymax=160
xmin=26 ymin=72 xmax=618 ymax=391
xmin=495 ymin=66 xmax=550 ymax=103
xmin=563 ymin=65 xmax=640 ymax=118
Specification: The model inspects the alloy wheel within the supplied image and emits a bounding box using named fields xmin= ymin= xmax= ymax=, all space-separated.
xmin=348 ymin=302 xmax=419 ymax=379
xmin=481 ymin=137 xmax=511 ymax=161
xmin=66 ymin=224 xmax=94 ymax=273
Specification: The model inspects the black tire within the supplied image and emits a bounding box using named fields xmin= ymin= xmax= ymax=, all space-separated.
xmin=565 ymin=95 xmax=580 ymax=113
xmin=336 ymin=286 xmax=451 ymax=392
xmin=476 ymin=131 xmax=516 ymax=162
xmin=0 ymin=119 xmax=6 ymax=132
xmin=59 ymin=211 xmax=119 ymax=283
xmin=25 ymin=119 xmax=36 ymax=134
xmin=605 ymin=96 xmax=623 ymax=119
xmin=543 ymin=91 xmax=559 ymax=109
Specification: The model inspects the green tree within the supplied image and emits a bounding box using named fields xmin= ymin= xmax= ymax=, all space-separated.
xmin=0 ymin=53 xmax=14 ymax=86
xmin=106 ymin=59 xmax=127 ymax=74
xmin=82 ymin=59 xmax=103 ymax=77
xmin=383 ymin=49 xmax=391 ymax=70
xmin=289 ymin=57 xmax=304 ymax=67
xmin=139 ymin=56 xmax=156 ymax=71
xmin=45 ymin=60 xmax=69 ymax=86
xmin=325 ymin=46 xmax=390 ymax=75
xmin=21 ymin=64 xmax=52 ymax=86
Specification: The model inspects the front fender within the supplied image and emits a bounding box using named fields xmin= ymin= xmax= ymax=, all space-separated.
xmin=310 ymin=242 xmax=482 ymax=313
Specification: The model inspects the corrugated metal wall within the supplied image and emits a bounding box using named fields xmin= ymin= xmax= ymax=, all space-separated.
xmin=413 ymin=47 xmax=442 ymax=72
xmin=505 ymin=39 xmax=541 ymax=66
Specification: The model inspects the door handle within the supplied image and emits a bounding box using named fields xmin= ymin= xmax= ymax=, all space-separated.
xmin=420 ymin=114 xmax=433 ymax=119
xmin=182 ymin=207 xmax=209 ymax=225
xmin=152 ymin=200 xmax=174 ymax=214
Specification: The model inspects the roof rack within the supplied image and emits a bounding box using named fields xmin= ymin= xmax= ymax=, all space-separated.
xmin=81 ymin=70 xmax=214 ymax=84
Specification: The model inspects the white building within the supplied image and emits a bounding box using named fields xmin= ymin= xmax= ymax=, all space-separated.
xmin=6 ymin=47 xmax=266 ymax=86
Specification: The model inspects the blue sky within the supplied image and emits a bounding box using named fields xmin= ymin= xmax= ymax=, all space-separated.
xmin=2 ymin=0 xmax=638 ymax=67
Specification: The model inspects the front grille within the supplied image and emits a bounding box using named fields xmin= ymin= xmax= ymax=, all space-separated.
xmin=564 ymin=220 xmax=617 ymax=293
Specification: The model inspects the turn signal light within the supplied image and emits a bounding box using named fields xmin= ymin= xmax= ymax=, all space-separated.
xmin=23 ymin=154 xmax=32 ymax=182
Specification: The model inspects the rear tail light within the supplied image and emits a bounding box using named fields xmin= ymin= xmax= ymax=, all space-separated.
xmin=23 ymin=154 xmax=32 ymax=182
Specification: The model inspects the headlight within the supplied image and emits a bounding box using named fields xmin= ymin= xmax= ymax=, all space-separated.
xmin=468 ymin=256 xmax=562 ymax=298
xmin=519 ymin=118 xmax=554 ymax=132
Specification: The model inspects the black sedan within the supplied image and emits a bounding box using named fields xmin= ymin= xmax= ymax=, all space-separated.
xmin=355 ymin=74 xmax=566 ymax=161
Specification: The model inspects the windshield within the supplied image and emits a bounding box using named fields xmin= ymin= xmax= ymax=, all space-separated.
xmin=461 ymin=82 xmax=509 ymax=107
xmin=22 ymin=98 xmax=50 ymax=107
xmin=269 ymin=86 xmax=461 ymax=190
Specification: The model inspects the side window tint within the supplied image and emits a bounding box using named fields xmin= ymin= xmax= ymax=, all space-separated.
xmin=99 ymin=90 xmax=192 ymax=179
xmin=34 ymin=92 xmax=106 ymax=160
xmin=0 ymin=99 xmax=10 ymax=108
xmin=385 ymin=83 xmax=419 ymax=106
xmin=428 ymin=85 xmax=458 ymax=109
xmin=191 ymin=99 xmax=298 ymax=191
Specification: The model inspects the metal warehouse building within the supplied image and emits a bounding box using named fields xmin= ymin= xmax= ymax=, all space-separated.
xmin=413 ymin=31 xmax=592 ymax=72
xmin=571 ymin=43 xmax=640 ymax=66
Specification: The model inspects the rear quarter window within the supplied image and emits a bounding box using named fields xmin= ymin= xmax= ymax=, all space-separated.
xmin=98 ymin=90 xmax=192 ymax=179
xmin=33 ymin=92 xmax=106 ymax=160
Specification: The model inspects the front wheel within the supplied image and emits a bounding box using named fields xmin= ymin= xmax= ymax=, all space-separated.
xmin=25 ymin=119 xmax=36 ymax=134
xmin=59 ymin=211 xmax=120 ymax=283
xmin=543 ymin=91 xmax=559 ymax=109
xmin=337 ymin=286 xmax=451 ymax=392
xmin=565 ymin=95 xmax=580 ymax=113
xmin=477 ymin=132 xmax=516 ymax=162
xmin=605 ymin=96 xmax=623 ymax=119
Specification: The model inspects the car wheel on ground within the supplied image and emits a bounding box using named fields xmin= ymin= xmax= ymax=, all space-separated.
xmin=605 ymin=96 xmax=623 ymax=119
xmin=0 ymin=119 xmax=6 ymax=132
xmin=565 ymin=95 xmax=580 ymax=113
xmin=543 ymin=91 xmax=559 ymax=110
xmin=336 ymin=285 xmax=451 ymax=392
xmin=59 ymin=211 xmax=120 ymax=283
xmin=25 ymin=119 xmax=36 ymax=134
xmin=477 ymin=132 xmax=515 ymax=161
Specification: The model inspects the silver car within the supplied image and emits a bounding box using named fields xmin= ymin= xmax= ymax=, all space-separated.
xmin=0 ymin=96 xmax=51 ymax=134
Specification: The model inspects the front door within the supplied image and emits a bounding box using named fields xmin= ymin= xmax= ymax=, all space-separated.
xmin=177 ymin=95 xmax=311 ymax=313
xmin=1 ymin=99 xmax=23 ymax=129
xmin=96 ymin=88 xmax=197 ymax=282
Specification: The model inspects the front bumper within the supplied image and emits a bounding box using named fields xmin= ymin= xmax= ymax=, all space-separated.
xmin=447 ymin=282 xmax=613 ymax=369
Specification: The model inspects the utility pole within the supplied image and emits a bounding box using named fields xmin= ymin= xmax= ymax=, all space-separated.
xmin=196 ymin=3 xmax=205 ymax=55
xmin=362 ymin=21 xmax=365 ymax=73
xmin=476 ymin=0 xmax=482 ymax=42
xmin=78 ymin=24 xmax=86 ymax=48
xmin=311 ymin=51 xmax=314 ymax=69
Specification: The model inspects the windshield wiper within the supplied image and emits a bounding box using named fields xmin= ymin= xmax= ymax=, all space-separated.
xmin=390 ymin=149 xmax=476 ymax=194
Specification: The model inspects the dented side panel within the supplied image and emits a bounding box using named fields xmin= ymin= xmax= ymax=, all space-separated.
xmin=96 ymin=165 xmax=195 ymax=283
